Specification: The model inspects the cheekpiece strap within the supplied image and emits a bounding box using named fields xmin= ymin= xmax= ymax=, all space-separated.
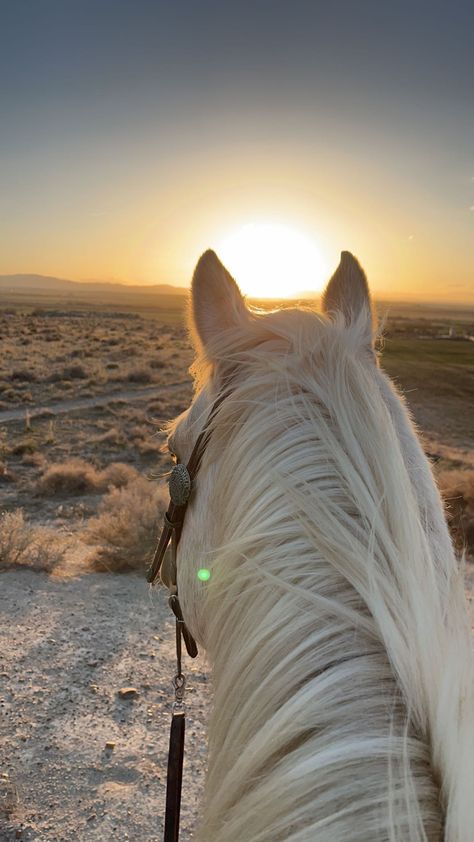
xmin=152 ymin=390 xmax=229 ymax=842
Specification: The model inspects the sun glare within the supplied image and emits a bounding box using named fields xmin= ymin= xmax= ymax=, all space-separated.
xmin=217 ymin=222 xmax=326 ymax=298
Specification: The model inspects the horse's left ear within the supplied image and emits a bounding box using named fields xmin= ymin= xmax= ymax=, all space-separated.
xmin=322 ymin=251 xmax=374 ymax=344
xmin=190 ymin=249 xmax=249 ymax=351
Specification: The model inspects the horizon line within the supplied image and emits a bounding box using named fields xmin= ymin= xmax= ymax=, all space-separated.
xmin=0 ymin=271 xmax=473 ymax=308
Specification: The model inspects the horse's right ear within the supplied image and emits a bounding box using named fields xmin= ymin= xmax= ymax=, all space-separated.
xmin=190 ymin=250 xmax=249 ymax=351
xmin=322 ymin=251 xmax=373 ymax=330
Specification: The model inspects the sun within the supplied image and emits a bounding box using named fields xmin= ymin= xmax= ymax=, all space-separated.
xmin=216 ymin=221 xmax=326 ymax=298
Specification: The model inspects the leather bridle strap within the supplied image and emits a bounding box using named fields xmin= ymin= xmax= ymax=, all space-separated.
xmin=147 ymin=392 xmax=227 ymax=842
xmin=147 ymin=423 xmax=211 ymax=586
xmin=147 ymin=388 xmax=228 ymax=589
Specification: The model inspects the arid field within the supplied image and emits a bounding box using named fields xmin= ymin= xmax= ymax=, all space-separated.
xmin=1 ymin=296 xmax=473 ymax=840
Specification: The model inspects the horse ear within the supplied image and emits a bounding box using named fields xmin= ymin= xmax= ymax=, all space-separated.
xmin=190 ymin=249 xmax=248 ymax=350
xmin=322 ymin=251 xmax=373 ymax=334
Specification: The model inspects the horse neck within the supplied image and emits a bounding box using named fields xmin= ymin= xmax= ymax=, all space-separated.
xmin=194 ymin=533 xmax=443 ymax=841
xmin=184 ymin=369 xmax=472 ymax=841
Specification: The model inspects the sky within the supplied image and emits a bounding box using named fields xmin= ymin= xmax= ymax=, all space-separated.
xmin=0 ymin=0 xmax=473 ymax=301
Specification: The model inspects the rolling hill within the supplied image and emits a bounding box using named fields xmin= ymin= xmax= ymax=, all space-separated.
xmin=0 ymin=274 xmax=187 ymax=295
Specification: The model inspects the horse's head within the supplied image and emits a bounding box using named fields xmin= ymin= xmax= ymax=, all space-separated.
xmin=161 ymin=249 xmax=473 ymax=842
xmin=165 ymin=248 xmax=452 ymax=651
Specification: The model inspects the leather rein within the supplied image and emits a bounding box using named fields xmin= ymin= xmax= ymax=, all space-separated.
xmin=147 ymin=395 xmax=224 ymax=842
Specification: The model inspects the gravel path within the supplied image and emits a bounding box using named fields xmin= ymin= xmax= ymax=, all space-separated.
xmin=0 ymin=569 xmax=210 ymax=841
xmin=0 ymin=381 xmax=190 ymax=424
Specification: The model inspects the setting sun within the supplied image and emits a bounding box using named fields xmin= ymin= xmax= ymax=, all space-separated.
xmin=216 ymin=222 xmax=327 ymax=298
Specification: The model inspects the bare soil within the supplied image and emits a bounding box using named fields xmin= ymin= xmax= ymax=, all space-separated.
xmin=0 ymin=565 xmax=210 ymax=841
xmin=0 ymin=381 xmax=188 ymax=425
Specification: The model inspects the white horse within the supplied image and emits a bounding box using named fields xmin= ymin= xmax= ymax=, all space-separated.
xmin=166 ymin=249 xmax=473 ymax=841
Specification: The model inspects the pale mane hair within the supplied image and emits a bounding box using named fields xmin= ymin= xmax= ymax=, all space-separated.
xmin=168 ymin=250 xmax=473 ymax=842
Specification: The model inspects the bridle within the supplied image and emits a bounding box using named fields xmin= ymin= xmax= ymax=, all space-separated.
xmin=147 ymin=394 xmax=225 ymax=842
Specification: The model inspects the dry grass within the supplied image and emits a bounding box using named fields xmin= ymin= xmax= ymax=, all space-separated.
xmin=99 ymin=462 xmax=140 ymax=489
xmin=126 ymin=367 xmax=153 ymax=384
xmin=437 ymin=468 xmax=474 ymax=559
xmin=85 ymin=475 xmax=167 ymax=572
xmin=1 ymin=307 xmax=472 ymax=579
xmin=381 ymin=338 xmax=474 ymax=446
xmin=36 ymin=459 xmax=139 ymax=496
xmin=89 ymin=426 xmax=126 ymax=447
xmin=0 ymin=509 xmax=68 ymax=572
xmin=10 ymin=368 xmax=37 ymax=382
xmin=0 ymin=310 xmax=192 ymax=408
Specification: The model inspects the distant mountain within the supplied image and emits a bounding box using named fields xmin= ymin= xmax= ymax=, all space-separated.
xmin=0 ymin=274 xmax=77 ymax=290
xmin=0 ymin=274 xmax=188 ymax=295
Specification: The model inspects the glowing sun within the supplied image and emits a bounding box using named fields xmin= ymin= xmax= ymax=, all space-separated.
xmin=216 ymin=222 xmax=325 ymax=298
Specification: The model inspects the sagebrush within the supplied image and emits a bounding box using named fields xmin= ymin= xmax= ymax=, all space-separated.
xmin=85 ymin=475 xmax=167 ymax=572
xmin=0 ymin=509 xmax=68 ymax=572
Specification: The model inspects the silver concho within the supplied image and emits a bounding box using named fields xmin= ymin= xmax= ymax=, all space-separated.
xmin=169 ymin=463 xmax=191 ymax=506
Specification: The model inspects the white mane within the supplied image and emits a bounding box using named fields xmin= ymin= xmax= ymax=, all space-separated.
xmin=169 ymin=251 xmax=474 ymax=841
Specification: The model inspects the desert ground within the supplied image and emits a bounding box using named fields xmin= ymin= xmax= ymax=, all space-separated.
xmin=1 ymin=294 xmax=473 ymax=840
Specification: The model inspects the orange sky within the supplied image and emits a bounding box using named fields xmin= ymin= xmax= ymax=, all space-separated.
xmin=1 ymin=3 xmax=473 ymax=304
xmin=4 ymin=142 xmax=472 ymax=303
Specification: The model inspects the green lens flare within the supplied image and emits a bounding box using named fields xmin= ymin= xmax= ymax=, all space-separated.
xmin=197 ymin=568 xmax=211 ymax=582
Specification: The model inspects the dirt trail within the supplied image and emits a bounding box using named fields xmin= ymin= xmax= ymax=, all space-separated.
xmin=1 ymin=565 xmax=472 ymax=842
xmin=0 ymin=567 xmax=209 ymax=841
xmin=0 ymin=381 xmax=190 ymax=425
